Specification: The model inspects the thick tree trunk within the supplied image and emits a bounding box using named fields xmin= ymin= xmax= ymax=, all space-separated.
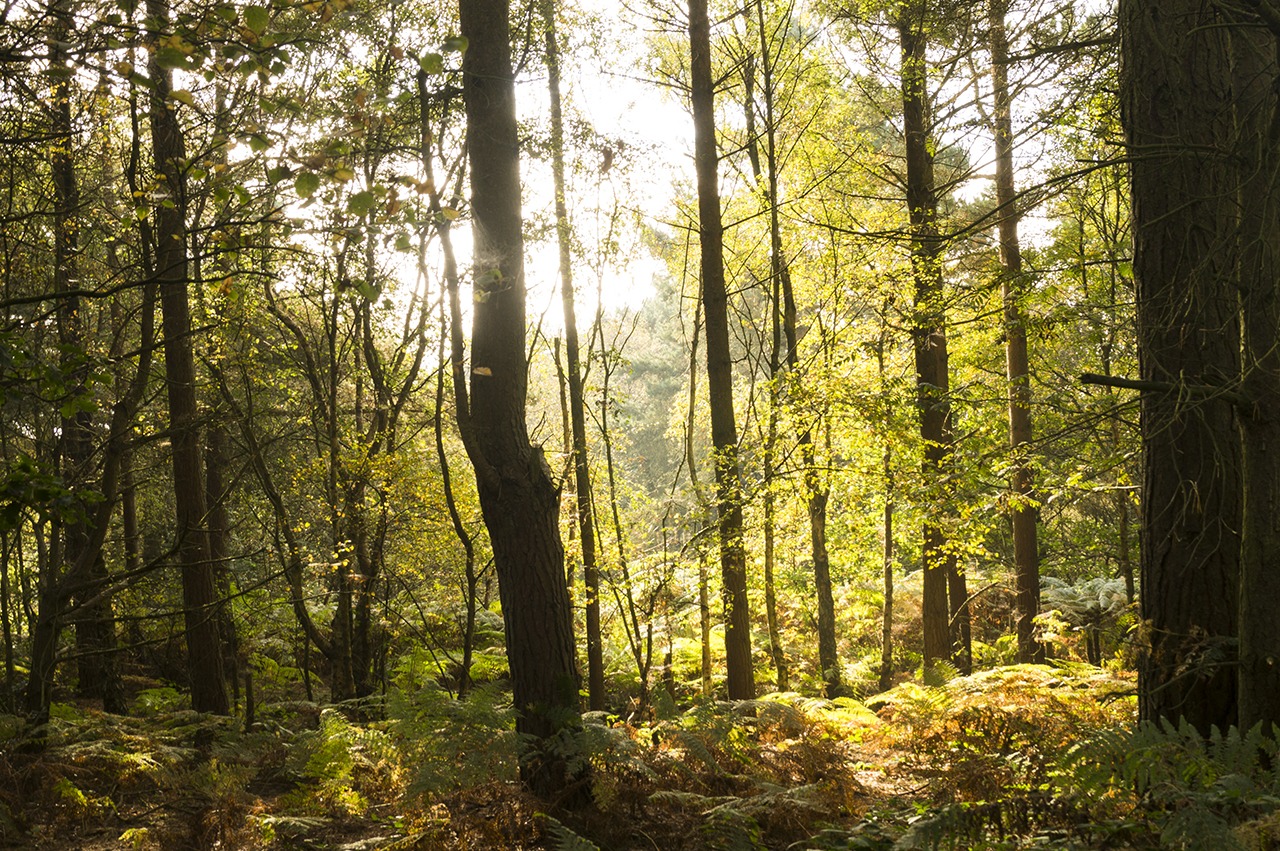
xmin=898 ymin=4 xmax=955 ymax=669
xmin=990 ymin=0 xmax=1043 ymax=666
xmin=147 ymin=0 xmax=228 ymax=715
xmin=1122 ymin=0 xmax=1240 ymax=734
xmin=458 ymin=0 xmax=582 ymax=796
xmin=689 ymin=0 xmax=754 ymax=701
xmin=1232 ymin=21 xmax=1280 ymax=734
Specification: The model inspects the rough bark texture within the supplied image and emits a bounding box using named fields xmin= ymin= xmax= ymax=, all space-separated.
xmin=1231 ymin=19 xmax=1280 ymax=733
xmin=990 ymin=0 xmax=1042 ymax=665
xmin=689 ymin=0 xmax=754 ymax=700
xmin=1122 ymin=0 xmax=1240 ymax=734
xmin=898 ymin=3 xmax=955 ymax=668
xmin=148 ymin=0 xmax=228 ymax=716
xmin=459 ymin=0 xmax=582 ymax=796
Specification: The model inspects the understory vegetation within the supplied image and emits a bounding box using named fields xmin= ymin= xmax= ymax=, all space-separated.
xmin=5 ymin=658 xmax=1279 ymax=849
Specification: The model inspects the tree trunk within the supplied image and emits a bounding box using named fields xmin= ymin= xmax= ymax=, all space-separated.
xmin=898 ymin=3 xmax=955 ymax=669
xmin=1122 ymin=0 xmax=1240 ymax=735
xmin=689 ymin=0 xmax=754 ymax=701
xmin=990 ymin=0 xmax=1042 ymax=666
xmin=206 ymin=422 xmax=240 ymax=710
xmin=458 ymin=0 xmax=582 ymax=796
xmin=684 ymin=301 xmax=714 ymax=698
xmin=1231 ymin=19 xmax=1280 ymax=733
xmin=542 ymin=0 xmax=605 ymax=711
xmin=741 ymin=12 xmax=789 ymax=695
xmin=878 ymin=333 xmax=895 ymax=692
xmin=147 ymin=0 xmax=228 ymax=715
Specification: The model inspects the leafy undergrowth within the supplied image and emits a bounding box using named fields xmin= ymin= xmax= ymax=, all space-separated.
xmin=3 ymin=663 xmax=1275 ymax=850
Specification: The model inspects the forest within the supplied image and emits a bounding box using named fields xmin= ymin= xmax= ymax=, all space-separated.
xmin=1 ymin=0 xmax=1278 ymax=846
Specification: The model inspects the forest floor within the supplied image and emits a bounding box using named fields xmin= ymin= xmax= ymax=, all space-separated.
xmin=2 ymin=662 xmax=1277 ymax=850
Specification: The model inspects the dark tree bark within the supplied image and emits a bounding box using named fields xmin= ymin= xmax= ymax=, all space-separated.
xmin=1231 ymin=16 xmax=1280 ymax=733
xmin=682 ymin=301 xmax=715 ymax=698
xmin=541 ymin=0 xmax=605 ymax=711
xmin=147 ymin=0 xmax=228 ymax=715
xmin=877 ymin=325 xmax=895 ymax=692
xmin=458 ymin=0 xmax=583 ymax=796
xmin=205 ymin=422 xmax=240 ymax=708
xmin=990 ymin=0 xmax=1042 ymax=665
xmin=689 ymin=0 xmax=755 ymax=701
xmin=1122 ymin=0 xmax=1240 ymax=734
xmin=49 ymin=0 xmax=119 ymax=711
xmin=897 ymin=2 xmax=958 ymax=669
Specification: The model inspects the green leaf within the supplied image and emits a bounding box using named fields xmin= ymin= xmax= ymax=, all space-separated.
xmin=347 ymin=190 xmax=375 ymax=216
xmin=267 ymin=165 xmax=292 ymax=184
xmin=155 ymin=46 xmax=191 ymax=70
xmin=295 ymin=171 xmax=320 ymax=198
xmin=247 ymin=133 xmax=271 ymax=153
xmin=393 ymin=233 xmax=412 ymax=252
xmin=442 ymin=35 xmax=468 ymax=53
xmin=418 ymin=53 xmax=444 ymax=75
xmin=243 ymin=5 xmax=269 ymax=36
xmin=169 ymin=89 xmax=194 ymax=106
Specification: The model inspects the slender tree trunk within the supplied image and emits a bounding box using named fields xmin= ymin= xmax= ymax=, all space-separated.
xmin=419 ymin=72 xmax=481 ymax=697
xmin=206 ymin=422 xmax=240 ymax=709
xmin=878 ymin=332 xmax=895 ymax=692
xmin=147 ymin=0 xmax=228 ymax=715
xmin=49 ymin=0 xmax=126 ymax=715
xmin=1 ymin=535 xmax=12 ymax=709
xmin=542 ymin=0 xmax=605 ymax=711
xmin=689 ymin=0 xmax=754 ymax=701
xmin=898 ymin=3 xmax=954 ymax=669
xmin=458 ymin=0 xmax=582 ymax=796
xmin=741 ymin=14 xmax=788 ymax=694
xmin=1122 ymin=0 xmax=1240 ymax=734
xmin=990 ymin=0 xmax=1042 ymax=666
xmin=684 ymin=301 xmax=714 ymax=697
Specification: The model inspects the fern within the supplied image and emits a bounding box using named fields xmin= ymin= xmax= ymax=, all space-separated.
xmin=539 ymin=814 xmax=602 ymax=851
xmin=1059 ymin=719 xmax=1280 ymax=849
xmin=286 ymin=708 xmax=401 ymax=816
xmin=700 ymin=808 xmax=764 ymax=851
xmin=390 ymin=680 xmax=517 ymax=795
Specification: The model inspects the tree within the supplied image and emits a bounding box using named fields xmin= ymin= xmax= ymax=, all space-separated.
xmin=989 ymin=0 xmax=1042 ymax=665
xmin=541 ymin=0 xmax=605 ymax=712
xmin=688 ymin=0 xmax=755 ymax=701
xmin=1231 ymin=11 xmax=1280 ymax=734
xmin=898 ymin=0 xmax=963 ymax=670
xmin=456 ymin=0 xmax=583 ymax=794
xmin=147 ymin=0 xmax=230 ymax=715
xmin=1121 ymin=0 xmax=1240 ymax=734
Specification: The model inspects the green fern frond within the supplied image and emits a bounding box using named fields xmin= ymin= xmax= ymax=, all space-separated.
xmin=540 ymin=814 xmax=602 ymax=851
xmin=921 ymin=660 xmax=959 ymax=687
xmin=700 ymin=808 xmax=764 ymax=851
